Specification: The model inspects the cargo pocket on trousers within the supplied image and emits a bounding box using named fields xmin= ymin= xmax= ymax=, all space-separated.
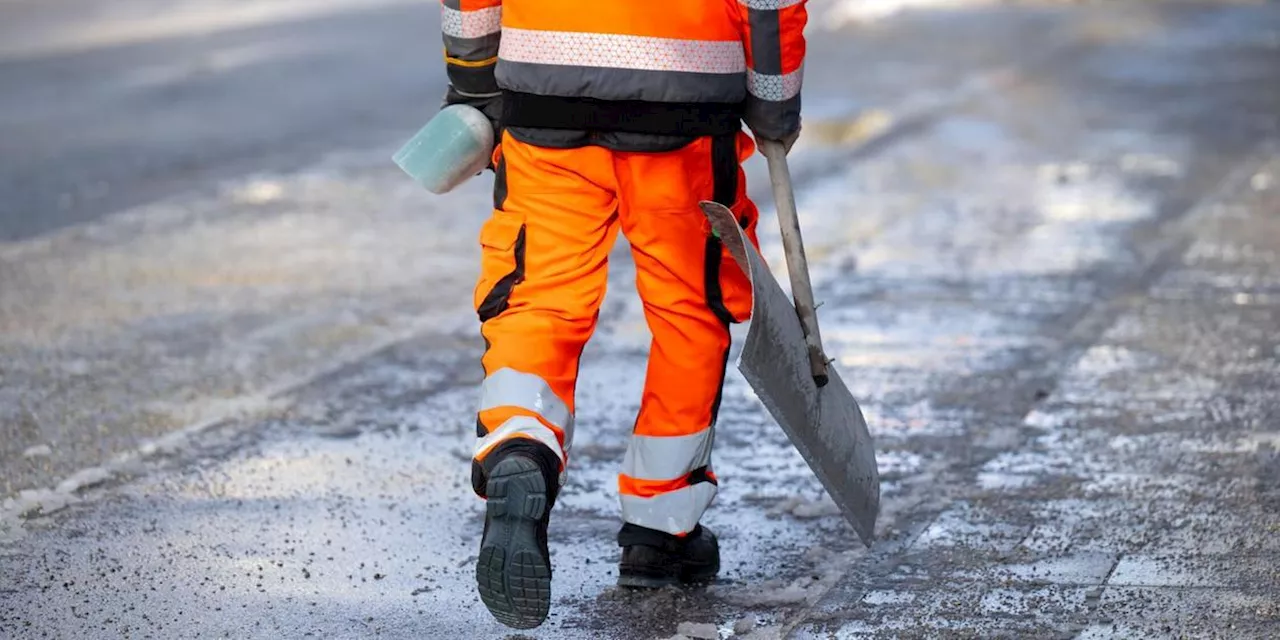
xmin=474 ymin=212 xmax=527 ymax=322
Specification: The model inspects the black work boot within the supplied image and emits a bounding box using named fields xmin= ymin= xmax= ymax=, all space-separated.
xmin=475 ymin=444 xmax=559 ymax=630
xmin=617 ymin=523 xmax=720 ymax=588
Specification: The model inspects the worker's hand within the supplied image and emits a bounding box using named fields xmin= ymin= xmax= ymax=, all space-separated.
xmin=441 ymin=85 xmax=504 ymax=170
xmin=774 ymin=126 xmax=801 ymax=155
xmin=756 ymin=125 xmax=801 ymax=157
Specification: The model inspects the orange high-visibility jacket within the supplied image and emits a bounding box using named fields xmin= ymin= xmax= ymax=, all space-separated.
xmin=441 ymin=0 xmax=807 ymax=140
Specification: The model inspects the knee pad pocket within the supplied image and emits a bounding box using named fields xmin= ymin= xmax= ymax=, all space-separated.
xmin=475 ymin=212 xmax=528 ymax=322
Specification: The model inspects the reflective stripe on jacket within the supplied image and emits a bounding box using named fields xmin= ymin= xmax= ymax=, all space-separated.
xmin=441 ymin=0 xmax=807 ymax=140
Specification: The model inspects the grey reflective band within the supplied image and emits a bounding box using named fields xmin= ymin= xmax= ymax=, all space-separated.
xmin=499 ymin=28 xmax=746 ymax=74
xmin=739 ymin=0 xmax=805 ymax=9
xmin=479 ymin=368 xmax=574 ymax=441
xmin=619 ymin=483 xmax=719 ymax=536
xmin=748 ymin=66 xmax=804 ymax=101
xmin=441 ymin=5 xmax=502 ymax=39
xmin=622 ymin=428 xmax=714 ymax=482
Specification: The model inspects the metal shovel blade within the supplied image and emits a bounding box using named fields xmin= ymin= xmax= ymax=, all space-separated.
xmin=702 ymin=201 xmax=880 ymax=547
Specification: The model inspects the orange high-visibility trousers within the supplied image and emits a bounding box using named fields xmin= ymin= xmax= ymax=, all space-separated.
xmin=470 ymin=130 xmax=760 ymax=536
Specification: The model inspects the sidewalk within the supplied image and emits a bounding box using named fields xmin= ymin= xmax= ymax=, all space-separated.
xmin=791 ymin=151 xmax=1280 ymax=639
xmin=2 ymin=3 xmax=1278 ymax=639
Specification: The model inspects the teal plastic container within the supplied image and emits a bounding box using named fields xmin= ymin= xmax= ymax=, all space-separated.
xmin=393 ymin=104 xmax=495 ymax=195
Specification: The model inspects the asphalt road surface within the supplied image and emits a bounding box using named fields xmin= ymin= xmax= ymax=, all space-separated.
xmin=2 ymin=1 xmax=1279 ymax=638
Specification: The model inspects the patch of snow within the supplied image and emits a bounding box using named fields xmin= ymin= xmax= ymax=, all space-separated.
xmin=1036 ymin=172 xmax=1154 ymax=223
xmin=0 ymin=521 xmax=24 ymax=545
xmin=731 ymin=578 xmax=814 ymax=606
xmin=862 ymin=589 xmax=916 ymax=605
xmin=231 ymin=179 xmax=287 ymax=205
xmin=820 ymin=0 xmax=996 ymax=28
xmin=54 ymin=466 xmax=114 ymax=494
xmin=2 ymin=488 xmax=78 ymax=519
xmin=768 ymin=495 xmax=842 ymax=519
xmin=676 ymin=622 xmax=719 ymax=639
xmin=1072 ymin=345 xmax=1155 ymax=377
xmin=721 ymin=547 xmax=858 ymax=608
xmin=976 ymin=471 xmax=1037 ymax=490
xmin=739 ymin=625 xmax=783 ymax=640
xmin=1023 ymin=408 xmax=1069 ymax=430
xmin=22 ymin=444 xmax=53 ymax=458
xmin=876 ymin=450 xmax=925 ymax=476
xmin=1184 ymin=432 xmax=1280 ymax=454
xmin=139 ymin=395 xmax=293 ymax=446
xmin=1120 ymin=152 xmax=1182 ymax=177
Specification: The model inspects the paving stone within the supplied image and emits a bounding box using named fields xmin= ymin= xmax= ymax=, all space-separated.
xmin=977 ymin=586 xmax=1092 ymax=617
xmin=996 ymin=552 xmax=1119 ymax=586
xmin=1088 ymin=586 xmax=1280 ymax=638
xmin=1075 ymin=623 xmax=1179 ymax=640
xmin=913 ymin=504 xmax=1029 ymax=553
xmin=1107 ymin=554 xmax=1279 ymax=588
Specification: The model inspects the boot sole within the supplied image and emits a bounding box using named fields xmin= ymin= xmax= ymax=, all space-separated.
xmin=476 ymin=455 xmax=551 ymax=630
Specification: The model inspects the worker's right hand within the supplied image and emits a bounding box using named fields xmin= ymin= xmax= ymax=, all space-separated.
xmin=441 ymin=85 xmax=504 ymax=170
xmin=754 ymin=125 xmax=801 ymax=158
xmin=772 ymin=127 xmax=801 ymax=155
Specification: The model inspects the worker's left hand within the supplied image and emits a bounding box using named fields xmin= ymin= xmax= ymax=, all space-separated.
xmin=441 ymin=85 xmax=504 ymax=170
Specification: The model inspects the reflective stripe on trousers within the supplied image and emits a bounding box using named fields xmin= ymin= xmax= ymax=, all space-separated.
xmin=621 ymin=429 xmax=713 ymax=482
xmin=474 ymin=415 xmax=565 ymax=466
xmin=473 ymin=368 xmax=574 ymax=465
xmin=619 ymin=483 xmax=718 ymax=536
xmin=479 ymin=367 xmax=575 ymax=448
xmin=618 ymin=428 xmax=717 ymax=535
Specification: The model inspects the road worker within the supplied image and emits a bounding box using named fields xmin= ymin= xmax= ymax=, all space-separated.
xmin=438 ymin=0 xmax=807 ymax=629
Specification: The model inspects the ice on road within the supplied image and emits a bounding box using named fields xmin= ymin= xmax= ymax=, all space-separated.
xmin=2 ymin=1 xmax=1279 ymax=638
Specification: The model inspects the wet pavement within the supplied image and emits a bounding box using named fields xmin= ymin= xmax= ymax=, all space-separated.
xmin=3 ymin=1 xmax=1280 ymax=639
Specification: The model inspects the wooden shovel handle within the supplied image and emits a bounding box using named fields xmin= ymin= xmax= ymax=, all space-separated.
xmin=759 ymin=139 xmax=830 ymax=387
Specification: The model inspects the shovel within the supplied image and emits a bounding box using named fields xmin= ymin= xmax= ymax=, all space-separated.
xmin=700 ymin=139 xmax=880 ymax=547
